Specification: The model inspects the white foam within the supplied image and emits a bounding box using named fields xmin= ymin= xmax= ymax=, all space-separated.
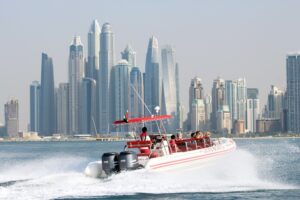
xmin=0 ymin=150 xmax=297 ymax=200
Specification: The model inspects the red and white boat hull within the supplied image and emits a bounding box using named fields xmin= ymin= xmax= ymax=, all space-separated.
xmin=144 ymin=138 xmax=236 ymax=171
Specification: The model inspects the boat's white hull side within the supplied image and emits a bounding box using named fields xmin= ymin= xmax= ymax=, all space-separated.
xmin=144 ymin=138 xmax=236 ymax=171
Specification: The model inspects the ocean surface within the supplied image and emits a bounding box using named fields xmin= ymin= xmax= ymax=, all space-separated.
xmin=0 ymin=138 xmax=299 ymax=200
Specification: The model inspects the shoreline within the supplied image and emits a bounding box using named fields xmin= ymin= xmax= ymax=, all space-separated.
xmin=1 ymin=135 xmax=300 ymax=142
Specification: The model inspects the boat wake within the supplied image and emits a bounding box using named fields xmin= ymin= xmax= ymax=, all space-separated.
xmin=0 ymin=149 xmax=297 ymax=200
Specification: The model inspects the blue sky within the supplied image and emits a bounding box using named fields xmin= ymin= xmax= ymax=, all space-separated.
xmin=1 ymin=0 xmax=299 ymax=129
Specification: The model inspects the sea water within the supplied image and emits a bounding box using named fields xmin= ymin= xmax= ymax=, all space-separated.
xmin=0 ymin=138 xmax=299 ymax=200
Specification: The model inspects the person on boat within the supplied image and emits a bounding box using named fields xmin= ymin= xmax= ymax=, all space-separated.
xmin=139 ymin=127 xmax=151 ymax=154
xmin=191 ymin=132 xmax=196 ymax=138
xmin=140 ymin=127 xmax=150 ymax=141
xmin=176 ymin=132 xmax=183 ymax=141
xmin=203 ymin=132 xmax=212 ymax=147
xmin=169 ymin=134 xmax=178 ymax=153
xmin=195 ymin=131 xmax=203 ymax=139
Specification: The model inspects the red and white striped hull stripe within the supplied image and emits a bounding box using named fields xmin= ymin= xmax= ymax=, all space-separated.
xmin=149 ymin=145 xmax=236 ymax=170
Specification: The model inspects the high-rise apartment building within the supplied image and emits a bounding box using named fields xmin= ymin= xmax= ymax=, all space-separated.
xmin=267 ymin=85 xmax=284 ymax=119
xmin=40 ymin=53 xmax=55 ymax=136
xmin=30 ymin=81 xmax=40 ymax=132
xmin=188 ymin=77 xmax=204 ymax=131
xmin=216 ymin=105 xmax=231 ymax=134
xmin=211 ymin=77 xmax=226 ymax=131
xmin=99 ymin=23 xmax=115 ymax=133
xmin=5 ymin=99 xmax=19 ymax=137
xmin=68 ymin=36 xmax=84 ymax=134
xmin=56 ymin=83 xmax=69 ymax=134
xmin=191 ymin=99 xmax=206 ymax=131
xmin=246 ymin=88 xmax=260 ymax=132
xmin=286 ymin=53 xmax=300 ymax=133
xmin=236 ymin=78 xmax=247 ymax=122
xmin=225 ymin=80 xmax=237 ymax=123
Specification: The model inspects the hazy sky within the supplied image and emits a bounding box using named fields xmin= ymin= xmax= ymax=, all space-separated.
xmin=1 ymin=0 xmax=300 ymax=129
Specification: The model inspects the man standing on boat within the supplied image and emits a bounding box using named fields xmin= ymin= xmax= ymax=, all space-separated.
xmin=140 ymin=127 xmax=150 ymax=141
xmin=139 ymin=127 xmax=151 ymax=154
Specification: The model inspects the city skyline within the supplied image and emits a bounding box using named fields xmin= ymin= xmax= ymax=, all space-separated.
xmin=1 ymin=1 xmax=299 ymax=129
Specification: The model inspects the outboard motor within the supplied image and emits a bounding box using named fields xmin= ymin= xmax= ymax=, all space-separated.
xmin=119 ymin=151 xmax=139 ymax=171
xmin=102 ymin=152 xmax=119 ymax=175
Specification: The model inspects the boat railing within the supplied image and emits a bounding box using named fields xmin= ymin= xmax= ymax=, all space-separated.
xmin=175 ymin=138 xmax=212 ymax=152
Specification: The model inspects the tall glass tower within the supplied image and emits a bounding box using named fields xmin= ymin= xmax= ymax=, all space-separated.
xmin=87 ymin=19 xmax=100 ymax=80
xmin=30 ymin=81 xmax=40 ymax=132
xmin=99 ymin=23 xmax=115 ymax=133
xmin=161 ymin=46 xmax=177 ymax=131
xmin=81 ymin=78 xmax=96 ymax=134
xmin=111 ymin=60 xmax=130 ymax=131
xmin=68 ymin=36 xmax=84 ymax=134
xmin=57 ymin=83 xmax=69 ymax=134
xmin=40 ymin=53 xmax=55 ymax=136
xmin=286 ymin=53 xmax=300 ymax=133
xmin=130 ymin=67 xmax=144 ymax=118
xmin=144 ymin=36 xmax=160 ymax=116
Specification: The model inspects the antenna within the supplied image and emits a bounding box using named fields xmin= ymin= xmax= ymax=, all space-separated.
xmin=130 ymin=83 xmax=152 ymax=115
xmin=91 ymin=117 xmax=98 ymax=135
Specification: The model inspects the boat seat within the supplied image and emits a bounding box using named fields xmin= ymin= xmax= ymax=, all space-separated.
xmin=137 ymin=153 xmax=150 ymax=157
xmin=127 ymin=140 xmax=152 ymax=148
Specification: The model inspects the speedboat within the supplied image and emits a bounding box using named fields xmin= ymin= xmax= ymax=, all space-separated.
xmin=84 ymin=115 xmax=236 ymax=178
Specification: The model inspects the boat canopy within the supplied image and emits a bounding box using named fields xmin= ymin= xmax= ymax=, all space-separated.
xmin=113 ymin=115 xmax=172 ymax=125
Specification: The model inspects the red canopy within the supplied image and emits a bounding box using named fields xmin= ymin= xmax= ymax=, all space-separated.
xmin=113 ymin=115 xmax=172 ymax=125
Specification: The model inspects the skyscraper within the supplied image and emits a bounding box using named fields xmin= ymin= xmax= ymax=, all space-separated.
xmin=216 ymin=105 xmax=231 ymax=134
xmin=87 ymin=19 xmax=100 ymax=80
xmin=40 ymin=53 xmax=55 ymax=136
xmin=175 ymin=63 xmax=183 ymax=130
xmin=5 ymin=99 xmax=19 ymax=138
xmin=188 ymin=77 xmax=204 ymax=131
xmin=144 ymin=36 xmax=160 ymax=116
xmin=161 ymin=46 xmax=177 ymax=131
xmin=69 ymin=36 xmax=84 ymax=134
xmin=236 ymin=78 xmax=247 ymax=122
xmin=204 ymin=95 xmax=212 ymax=130
xmin=111 ymin=60 xmax=130 ymax=130
xmin=191 ymin=99 xmax=206 ymax=131
xmin=30 ymin=81 xmax=40 ymax=132
xmin=81 ymin=78 xmax=97 ymax=134
xmin=267 ymin=85 xmax=284 ymax=119
xmin=225 ymin=80 xmax=237 ymax=123
xmin=130 ymin=66 xmax=144 ymax=118
xmin=189 ymin=77 xmax=204 ymax=110
xmin=286 ymin=53 xmax=300 ymax=133
xmin=246 ymin=88 xmax=260 ymax=132
xmin=121 ymin=44 xmax=136 ymax=68
xmin=56 ymin=83 xmax=69 ymax=134
xmin=99 ymin=23 xmax=115 ymax=133
xmin=211 ymin=77 xmax=226 ymax=131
